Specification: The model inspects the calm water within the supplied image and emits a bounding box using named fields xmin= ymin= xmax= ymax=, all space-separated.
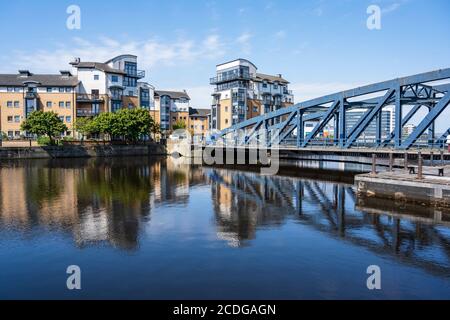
xmin=0 ymin=156 xmax=449 ymax=300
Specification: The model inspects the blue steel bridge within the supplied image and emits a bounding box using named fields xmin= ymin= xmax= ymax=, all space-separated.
xmin=210 ymin=68 xmax=450 ymax=150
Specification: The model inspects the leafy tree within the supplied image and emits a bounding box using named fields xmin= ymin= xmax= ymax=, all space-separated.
xmin=74 ymin=117 xmax=95 ymax=140
xmin=20 ymin=111 xmax=67 ymax=145
xmin=172 ymin=120 xmax=187 ymax=131
xmin=110 ymin=108 xmax=155 ymax=142
xmin=91 ymin=112 xmax=115 ymax=140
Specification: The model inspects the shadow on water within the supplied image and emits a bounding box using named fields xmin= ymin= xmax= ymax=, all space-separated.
xmin=0 ymin=156 xmax=449 ymax=284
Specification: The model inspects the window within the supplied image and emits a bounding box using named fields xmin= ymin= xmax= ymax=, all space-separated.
xmin=7 ymin=101 xmax=13 ymax=108
xmin=15 ymin=131 xmax=20 ymax=137
xmin=59 ymin=87 xmax=65 ymax=93
xmin=7 ymin=116 xmax=13 ymax=122
xmin=59 ymin=116 xmax=64 ymax=122
xmin=66 ymin=131 xmax=71 ymax=136
xmin=66 ymin=116 xmax=72 ymax=123
xmin=111 ymin=75 xmax=118 ymax=82
xmin=59 ymin=101 xmax=64 ymax=108
xmin=14 ymin=101 xmax=20 ymax=108
xmin=225 ymin=119 xmax=229 ymax=124
xmin=14 ymin=87 xmax=21 ymax=92
xmin=46 ymin=101 xmax=52 ymax=108
xmin=262 ymin=82 xmax=268 ymax=88
xmin=274 ymin=84 xmax=279 ymax=90
xmin=7 ymin=87 xmax=13 ymax=92
xmin=225 ymin=107 xmax=228 ymax=112
xmin=47 ymin=87 xmax=53 ymax=93
xmin=253 ymin=106 xmax=258 ymax=112
xmin=66 ymin=101 xmax=71 ymax=108
xmin=14 ymin=116 xmax=20 ymax=123
xmin=7 ymin=131 xmax=13 ymax=137
xmin=94 ymin=75 xmax=100 ymax=80
xmin=65 ymin=88 xmax=72 ymax=93
xmin=128 ymin=91 xmax=133 ymax=96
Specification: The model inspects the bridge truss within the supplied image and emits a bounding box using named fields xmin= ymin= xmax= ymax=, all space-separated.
xmin=212 ymin=69 xmax=450 ymax=150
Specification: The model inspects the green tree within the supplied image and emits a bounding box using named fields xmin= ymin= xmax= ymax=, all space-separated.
xmin=172 ymin=120 xmax=187 ymax=130
xmin=91 ymin=112 xmax=115 ymax=140
xmin=20 ymin=111 xmax=67 ymax=145
xmin=110 ymin=108 xmax=155 ymax=142
xmin=74 ymin=117 xmax=95 ymax=140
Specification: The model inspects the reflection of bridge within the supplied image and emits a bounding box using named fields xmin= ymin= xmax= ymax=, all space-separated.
xmin=211 ymin=69 xmax=450 ymax=150
xmin=208 ymin=168 xmax=450 ymax=277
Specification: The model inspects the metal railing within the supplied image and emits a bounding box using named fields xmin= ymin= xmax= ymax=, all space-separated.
xmin=77 ymin=109 xmax=100 ymax=117
xmin=210 ymin=73 xmax=253 ymax=85
xmin=76 ymin=94 xmax=104 ymax=102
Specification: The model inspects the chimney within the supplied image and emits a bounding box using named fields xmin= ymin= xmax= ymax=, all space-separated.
xmin=60 ymin=70 xmax=72 ymax=77
xmin=70 ymin=57 xmax=81 ymax=66
xmin=18 ymin=70 xmax=32 ymax=77
xmin=277 ymin=74 xmax=282 ymax=78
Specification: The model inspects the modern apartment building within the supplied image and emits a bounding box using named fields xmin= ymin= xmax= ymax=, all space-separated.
xmin=345 ymin=106 xmax=396 ymax=142
xmin=0 ymin=55 xmax=155 ymax=139
xmin=71 ymin=54 xmax=154 ymax=115
xmin=210 ymin=59 xmax=294 ymax=131
xmin=0 ymin=70 xmax=79 ymax=138
xmin=154 ymin=90 xmax=190 ymax=133
xmin=188 ymin=108 xmax=210 ymax=142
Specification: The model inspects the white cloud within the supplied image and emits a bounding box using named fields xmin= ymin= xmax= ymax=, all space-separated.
xmin=236 ymin=32 xmax=253 ymax=55
xmin=0 ymin=34 xmax=226 ymax=74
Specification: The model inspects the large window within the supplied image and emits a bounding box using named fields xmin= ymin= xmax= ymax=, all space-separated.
xmin=124 ymin=62 xmax=137 ymax=77
xmin=123 ymin=76 xmax=137 ymax=87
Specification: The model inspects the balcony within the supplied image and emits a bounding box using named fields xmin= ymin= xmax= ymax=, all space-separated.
xmin=126 ymin=69 xmax=146 ymax=79
xmin=25 ymin=91 xmax=37 ymax=99
xmin=210 ymin=72 xmax=252 ymax=85
xmin=283 ymin=89 xmax=293 ymax=95
xmin=77 ymin=109 xmax=99 ymax=117
xmin=77 ymin=94 xmax=104 ymax=102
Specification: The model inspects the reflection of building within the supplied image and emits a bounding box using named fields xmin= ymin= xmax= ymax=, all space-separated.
xmin=210 ymin=59 xmax=294 ymax=130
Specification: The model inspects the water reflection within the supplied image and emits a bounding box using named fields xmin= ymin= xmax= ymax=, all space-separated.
xmin=0 ymin=157 xmax=449 ymax=279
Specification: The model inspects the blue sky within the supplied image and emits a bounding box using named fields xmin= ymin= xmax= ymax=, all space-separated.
xmin=0 ymin=0 xmax=449 ymax=128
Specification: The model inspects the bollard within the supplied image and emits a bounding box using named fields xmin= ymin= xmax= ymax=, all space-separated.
xmin=417 ymin=152 xmax=423 ymax=180
xmin=430 ymin=151 xmax=434 ymax=167
xmin=371 ymin=154 xmax=377 ymax=176
xmin=389 ymin=153 xmax=394 ymax=172
xmin=29 ymin=139 xmax=32 ymax=148
xmin=404 ymin=153 xmax=408 ymax=172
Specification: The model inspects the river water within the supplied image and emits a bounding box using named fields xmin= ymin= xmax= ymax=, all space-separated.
xmin=0 ymin=156 xmax=449 ymax=299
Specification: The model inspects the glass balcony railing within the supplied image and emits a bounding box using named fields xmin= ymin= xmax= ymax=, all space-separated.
xmin=77 ymin=109 xmax=100 ymax=117
xmin=210 ymin=72 xmax=252 ymax=85
xmin=77 ymin=94 xmax=104 ymax=102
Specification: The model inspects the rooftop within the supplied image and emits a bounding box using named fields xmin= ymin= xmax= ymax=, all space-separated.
xmin=0 ymin=73 xmax=79 ymax=87
xmin=155 ymin=90 xmax=190 ymax=100
xmin=254 ymin=73 xmax=289 ymax=84
xmin=189 ymin=107 xmax=210 ymax=117
xmin=72 ymin=62 xmax=126 ymax=75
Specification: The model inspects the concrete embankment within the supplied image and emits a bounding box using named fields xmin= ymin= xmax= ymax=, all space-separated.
xmin=0 ymin=144 xmax=167 ymax=160
xmin=355 ymin=171 xmax=450 ymax=208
